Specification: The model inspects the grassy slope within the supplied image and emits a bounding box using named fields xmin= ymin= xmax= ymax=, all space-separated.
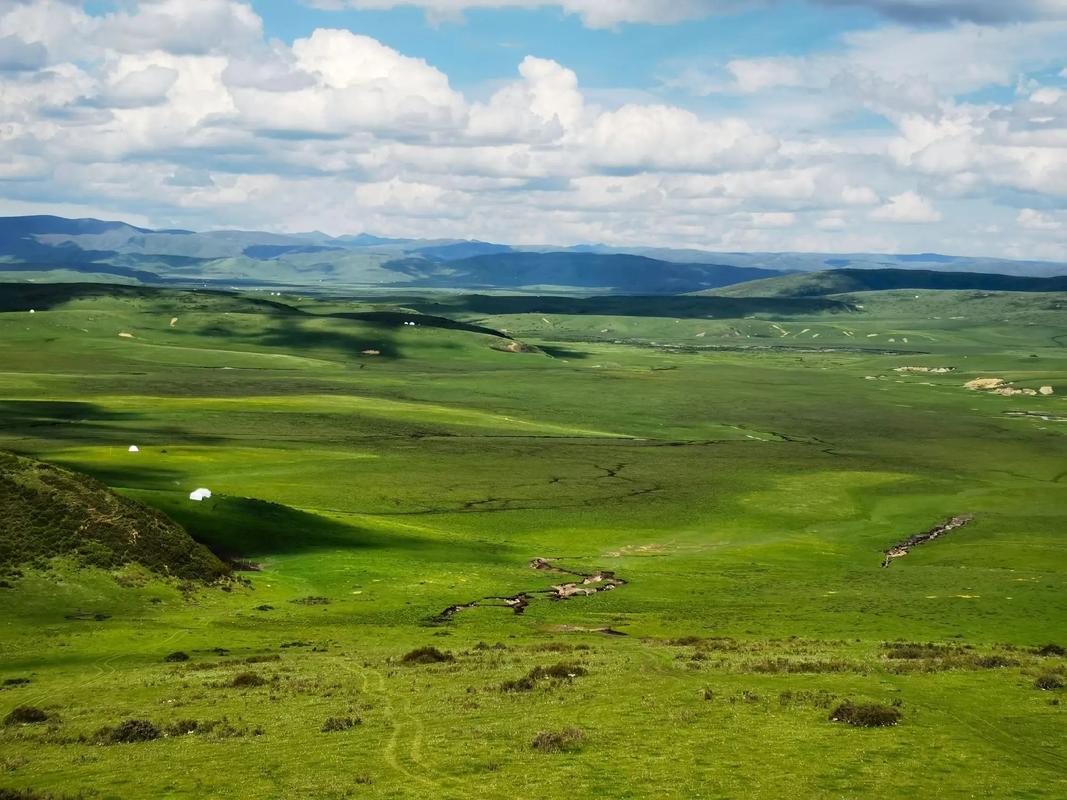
xmin=710 ymin=268 xmax=1067 ymax=298
xmin=0 ymin=450 xmax=227 ymax=581
xmin=0 ymin=284 xmax=1063 ymax=798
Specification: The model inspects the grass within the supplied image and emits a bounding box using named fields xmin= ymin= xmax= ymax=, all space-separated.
xmin=0 ymin=282 xmax=1063 ymax=798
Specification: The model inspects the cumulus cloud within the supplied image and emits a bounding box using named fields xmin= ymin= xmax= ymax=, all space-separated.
xmin=584 ymin=106 xmax=778 ymax=172
xmin=870 ymin=191 xmax=943 ymax=223
xmin=96 ymin=0 xmax=262 ymax=55
xmin=0 ymin=0 xmax=1063 ymax=257
xmin=228 ymin=28 xmax=465 ymax=136
xmin=1018 ymin=208 xmax=1064 ymax=231
xmin=0 ymin=34 xmax=46 ymax=71
xmin=96 ymin=64 xmax=178 ymax=108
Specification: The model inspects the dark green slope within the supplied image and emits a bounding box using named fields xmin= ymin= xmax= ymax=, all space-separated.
xmin=0 ymin=451 xmax=228 ymax=581
xmin=414 ymin=252 xmax=786 ymax=293
xmin=712 ymin=268 xmax=1067 ymax=298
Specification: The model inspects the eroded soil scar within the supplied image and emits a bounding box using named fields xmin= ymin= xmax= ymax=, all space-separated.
xmin=433 ymin=558 xmax=626 ymax=622
xmin=882 ymin=514 xmax=974 ymax=568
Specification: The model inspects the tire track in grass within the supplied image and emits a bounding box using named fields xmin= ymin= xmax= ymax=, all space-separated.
xmin=344 ymin=660 xmax=446 ymax=796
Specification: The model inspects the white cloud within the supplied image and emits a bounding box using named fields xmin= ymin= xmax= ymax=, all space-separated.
xmin=97 ymin=64 xmax=178 ymax=108
xmin=1017 ymin=208 xmax=1064 ymax=231
xmin=96 ymin=0 xmax=262 ymax=55
xmin=584 ymin=106 xmax=778 ymax=172
xmin=467 ymin=56 xmax=584 ymax=142
xmin=0 ymin=0 xmax=1063 ymax=258
xmin=870 ymin=191 xmax=943 ymax=223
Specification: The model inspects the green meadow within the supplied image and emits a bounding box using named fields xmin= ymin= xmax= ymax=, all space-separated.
xmin=0 ymin=284 xmax=1065 ymax=799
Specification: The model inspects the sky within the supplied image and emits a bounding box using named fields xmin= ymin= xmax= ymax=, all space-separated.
xmin=1 ymin=1 xmax=1066 ymax=258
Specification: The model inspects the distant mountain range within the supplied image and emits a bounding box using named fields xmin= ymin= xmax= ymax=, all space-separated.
xmin=1 ymin=214 xmax=1064 ymax=294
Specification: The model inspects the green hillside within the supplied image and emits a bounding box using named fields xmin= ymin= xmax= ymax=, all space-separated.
xmin=0 ymin=451 xmax=227 ymax=581
xmin=711 ymin=268 xmax=1067 ymax=298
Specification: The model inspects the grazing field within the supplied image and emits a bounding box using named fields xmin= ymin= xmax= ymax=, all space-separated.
xmin=0 ymin=283 xmax=1065 ymax=799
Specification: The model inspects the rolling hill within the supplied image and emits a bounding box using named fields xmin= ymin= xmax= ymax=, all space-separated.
xmin=2 ymin=215 xmax=1065 ymax=291
xmin=709 ymin=268 xmax=1067 ymax=298
xmin=0 ymin=450 xmax=228 ymax=581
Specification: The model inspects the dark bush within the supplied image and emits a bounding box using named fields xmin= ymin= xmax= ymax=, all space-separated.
xmin=1036 ymin=643 xmax=1066 ymax=657
xmin=531 ymin=663 xmax=586 ymax=681
xmin=2 ymin=678 xmax=31 ymax=688
xmin=531 ymin=727 xmax=586 ymax=753
xmin=321 ymin=716 xmax=361 ymax=733
xmin=3 ymin=706 xmax=48 ymax=726
xmin=971 ymin=655 xmax=1016 ymax=669
xmin=669 ymin=636 xmax=704 ymax=646
xmin=242 ymin=655 xmax=280 ymax=665
xmin=106 ymin=719 xmax=161 ymax=743
xmin=166 ymin=719 xmax=199 ymax=735
xmin=1035 ymin=675 xmax=1064 ymax=691
xmin=229 ymin=672 xmax=267 ymax=688
xmin=882 ymin=642 xmax=956 ymax=660
xmin=400 ymin=646 xmax=454 ymax=665
xmin=290 ymin=596 xmax=331 ymax=606
xmin=829 ymin=702 xmax=901 ymax=728
xmin=501 ymin=662 xmax=586 ymax=692
xmin=254 ymin=605 xmax=274 ymax=612
xmin=163 ymin=651 xmax=189 ymax=663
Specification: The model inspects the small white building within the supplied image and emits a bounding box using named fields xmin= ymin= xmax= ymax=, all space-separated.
xmin=189 ymin=488 xmax=212 ymax=501
xmin=128 ymin=445 xmax=140 ymax=453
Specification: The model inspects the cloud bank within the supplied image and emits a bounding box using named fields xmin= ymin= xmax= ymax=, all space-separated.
xmin=0 ymin=0 xmax=1065 ymax=259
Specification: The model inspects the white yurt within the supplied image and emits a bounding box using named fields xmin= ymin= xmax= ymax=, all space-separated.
xmin=189 ymin=488 xmax=212 ymax=501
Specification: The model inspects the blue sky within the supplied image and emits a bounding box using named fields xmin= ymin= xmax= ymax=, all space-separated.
xmin=1 ymin=0 xmax=1066 ymax=259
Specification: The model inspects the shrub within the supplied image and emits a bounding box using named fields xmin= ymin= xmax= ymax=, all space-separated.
xmin=163 ymin=651 xmax=189 ymax=663
xmin=320 ymin=716 xmax=361 ymax=733
xmin=882 ymin=642 xmax=955 ymax=660
xmin=531 ymin=727 xmax=586 ymax=753
xmin=166 ymin=719 xmax=199 ymax=736
xmin=971 ymin=654 xmax=1016 ymax=669
xmin=1035 ymin=675 xmax=1064 ymax=691
xmin=400 ymin=647 xmax=454 ymax=665
xmin=254 ymin=605 xmax=274 ymax=612
xmin=501 ymin=662 xmax=586 ymax=692
xmin=1 ymin=678 xmax=31 ymax=688
xmin=290 ymin=596 xmax=330 ymax=606
xmin=1036 ymin=643 xmax=1066 ymax=657
xmin=668 ymin=636 xmax=704 ymax=646
xmin=829 ymin=702 xmax=901 ymax=728
xmin=242 ymin=655 xmax=280 ymax=665
xmin=3 ymin=706 xmax=47 ymax=726
xmin=530 ymin=663 xmax=586 ymax=681
xmin=229 ymin=672 xmax=267 ymax=688
xmin=106 ymin=719 xmax=161 ymax=743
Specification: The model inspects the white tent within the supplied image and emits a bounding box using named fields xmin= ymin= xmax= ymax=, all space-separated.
xmin=128 ymin=445 xmax=140 ymax=453
xmin=189 ymin=488 xmax=212 ymax=501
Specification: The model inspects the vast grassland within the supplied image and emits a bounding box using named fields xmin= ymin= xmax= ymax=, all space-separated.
xmin=0 ymin=284 xmax=1065 ymax=799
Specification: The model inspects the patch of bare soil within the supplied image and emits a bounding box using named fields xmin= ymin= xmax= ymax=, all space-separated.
xmin=433 ymin=558 xmax=627 ymax=622
xmin=882 ymin=514 xmax=974 ymax=568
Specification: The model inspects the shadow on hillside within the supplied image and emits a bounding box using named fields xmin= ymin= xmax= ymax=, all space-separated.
xmin=324 ymin=310 xmax=511 ymax=339
xmin=154 ymin=494 xmax=511 ymax=565
xmin=537 ymin=345 xmax=593 ymax=360
xmin=409 ymin=294 xmax=852 ymax=320
xmin=0 ymin=400 xmax=224 ymax=446
xmin=249 ymin=316 xmax=406 ymax=360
